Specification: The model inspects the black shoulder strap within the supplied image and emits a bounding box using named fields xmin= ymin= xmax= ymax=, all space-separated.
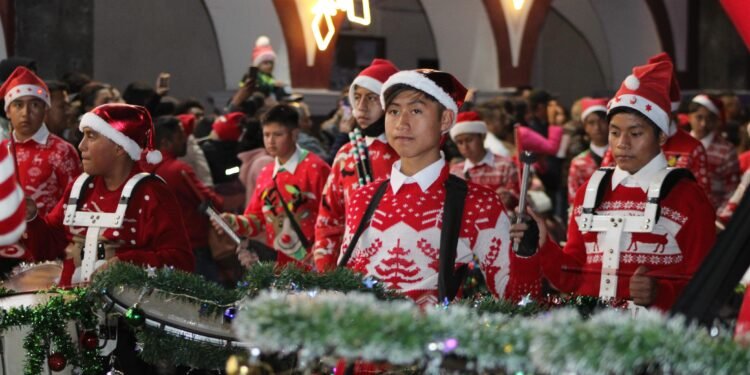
xmin=653 ymin=168 xmax=695 ymax=222
xmin=337 ymin=180 xmax=390 ymax=267
xmin=272 ymin=176 xmax=311 ymax=249
xmin=593 ymin=168 xmax=614 ymax=213
xmin=438 ymin=175 xmax=469 ymax=302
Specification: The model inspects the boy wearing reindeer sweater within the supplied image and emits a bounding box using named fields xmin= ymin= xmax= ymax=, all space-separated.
xmin=339 ymin=69 xmax=541 ymax=306
xmin=512 ymin=59 xmax=715 ymax=310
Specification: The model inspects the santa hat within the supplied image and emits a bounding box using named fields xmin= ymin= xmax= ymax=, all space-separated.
xmin=580 ymin=98 xmax=609 ymax=122
xmin=0 ymin=146 xmax=26 ymax=246
xmin=212 ymin=112 xmax=245 ymax=142
xmin=176 ymin=114 xmax=196 ymax=136
xmin=607 ymin=60 xmax=673 ymax=134
xmin=449 ymin=111 xmax=487 ymax=140
xmin=348 ymin=59 xmax=399 ymax=106
xmin=0 ymin=66 xmax=50 ymax=111
xmin=380 ymin=69 xmax=467 ymax=125
xmin=647 ymin=52 xmax=681 ymax=111
xmin=252 ymin=36 xmax=276 ymax=67
xmin=80 ymin=104 xmax=163 ymax=164
xmin=691 ymin=94 xmax=724 ymax=118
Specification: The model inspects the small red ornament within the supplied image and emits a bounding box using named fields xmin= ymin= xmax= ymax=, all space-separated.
xmin=80 ymin=331 xmax=99 ymax=350
xmin=48 ymin=352 xmax=67 ymax=372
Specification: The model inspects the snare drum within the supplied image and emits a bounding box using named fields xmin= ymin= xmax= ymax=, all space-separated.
xmin=1 ymin=262 xmax=63 ymax=292
xmin=0 ymin=292 xmax=76 ymax=375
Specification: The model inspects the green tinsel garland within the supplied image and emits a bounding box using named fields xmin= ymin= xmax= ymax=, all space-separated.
xmin=136 ymin=324 xmax=243 ymax=370
xmin=0 ymin=288 xmax=101 ymax=375
xmin=234 ymin=291 xmax=750 ymax=374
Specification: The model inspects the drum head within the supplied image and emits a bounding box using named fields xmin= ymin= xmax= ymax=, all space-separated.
xmin=2 ymin=262 xmax=63 ymax=292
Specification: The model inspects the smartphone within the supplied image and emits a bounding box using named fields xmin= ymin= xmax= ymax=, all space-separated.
xmin=246 ymin=66 xmax=259 ymax=90
xmin=157 ymin=73 xmax=170 ymax=91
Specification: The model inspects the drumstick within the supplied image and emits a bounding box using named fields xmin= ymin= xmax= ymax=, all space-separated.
xmin=180 ymin=171 xmax=243 ymax=247
xmin=561 ymin=265 xmax=693 ymax=281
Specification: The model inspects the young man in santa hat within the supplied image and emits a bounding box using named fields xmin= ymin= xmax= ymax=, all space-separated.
xmin=25 ymin=103 xmax=193 ymax=286
xmin=689 ymin=93 xmax=740 ymax=214
xmin=0 ymin=66 xmax=81 ymax=265
xmin=448 ymin=110 xmax=520 ymax=210
xmin=313 ymin=58 xmax=400 ymax=271
xmin=338 ymin=69 xmax=542 ymax=306
xmin=217 ymin=104 xmax=330 ymax=269
xmin=567 ymin=97 xmax=609 ymax=204
xmin=601 ymin=53 xmax=711 ymax=197
xmin=512 ymin=59 xmax=716 ymax=311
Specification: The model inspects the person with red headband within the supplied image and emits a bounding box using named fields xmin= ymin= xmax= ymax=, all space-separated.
xmin=26 ymin=103 xmax=193 ymax=286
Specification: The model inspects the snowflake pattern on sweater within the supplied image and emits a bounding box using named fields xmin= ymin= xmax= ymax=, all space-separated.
xmin=704 ymin=134 xmax=740 ymax=213
xmin=567 ymin=150 xmax=601 ymax=204
xmin=341 ymin=162 xmax=541 ymax=306
xmin=449 ymin=153 xmax=520 ymax=199
xmin=541 ymin=176 xmax=715 ymax=310
xmin=314 ymin=136 xmax=398 ymax=271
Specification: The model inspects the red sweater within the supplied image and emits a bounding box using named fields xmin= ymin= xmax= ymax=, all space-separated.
xmin=540 ymin=176 xmax=715 ymax=310
xmin=567 ymin=150 xmax=601 ymax=204
xmin=143 ymin=152 xmax=224 ymax=249
xmin=235 ymin=148 xmax=330 ymax=267
xmin=704 ymin=134 xmax=740 ymax=212
xmin=342 ymin=162 xmax=542 ymax=306
xmin=449 ymin=153 xmax=520 ymax=198
xmin=314 ymin=137 xmax=398 ymax=271
xmin=27 ymin=166 xmax=194 ymax=285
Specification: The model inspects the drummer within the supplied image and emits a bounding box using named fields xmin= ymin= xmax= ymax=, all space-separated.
xmin=25 ymin=103 xmax=193 ymax=286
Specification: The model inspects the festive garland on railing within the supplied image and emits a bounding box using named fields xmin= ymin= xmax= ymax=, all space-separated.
xmin=233 ymin=291 xmax=750 ymax=374
xmin=0 ymin=288 xmax=101 ymax=374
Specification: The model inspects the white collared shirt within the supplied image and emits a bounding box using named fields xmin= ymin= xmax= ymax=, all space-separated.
xmin=365 ymin=133 xmax=388 ymax=146
xmin=390 ymin=157 xmax=445 ymax=194
xmin=463 ymin=150 xmax=494 ymax=173
xmin=611 ymin=152 xmax=668 ymax=192
xmin=589 ymin=144 xmax=609 ymax=158
xmin=693 ymin=131 xmax=715 ymax=149
xmin=272 ymin=144 xmax=302 ymax=177
xmin=13 ymin=123 xmax=49 ymax=145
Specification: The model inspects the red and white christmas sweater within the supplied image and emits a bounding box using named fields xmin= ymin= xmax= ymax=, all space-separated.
xmin=341 ymin=158 xmax=542 ymax=306
xmin=567 ymin=145 xmax=606 ymax=204
xmin=26 ymin=166 xmax=194 ymax=286
xmin=718 ymin=168 xmax=750 ymax=224
xmin=1 ymin=124 xmax=81 ymax=261
xmin=314 ymin=135 xmax=398 ymax=271
xmin=232 ymin=147 xmax=330 ymax=268
xmin=539 ymin=155 xmax=716 ymax=310
xmin=601 ymin=128 xmax=710 ymax=196
xmin=449 ymin=150 xmax=520 ymax=200
xmin=695 ymin=132 xmax=740 ymax=213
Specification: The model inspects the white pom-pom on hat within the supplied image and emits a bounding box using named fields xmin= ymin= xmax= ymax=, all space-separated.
xmin=255 ymin=35 xmax=270 ymax=47
xmin=624 ymin=74 xmax=640 ymax=90
xmin=146 ymin=150 xmax=163 ymax=165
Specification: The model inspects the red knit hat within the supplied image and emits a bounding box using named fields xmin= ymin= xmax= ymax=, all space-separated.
xmin=252 ymin=36 xmax=276 ymax=67
xmin=449 ymin=111 xmax=487 ymax=140
xmin=647 ymin=52 xmax=681 ymax=111
xmin=380 ymin=69 xmax=468 ymax=125
xmin=692 ymin=94 xmax=725 ymax=124
xmin=580 ymin=98 xmax=609 ymax=122
xmin=80 ymin=104 xmax=162 ymax=164
xmin=212 ymin=112 xmax=245 ymax=141
xmin=607 ymin=60 xmax=673 ymax=134
xmin=0 ymin=66 xmax=50 ymax=111
xmin=0 ymin=145 xmax=26 ymax=246
xmin=176 ymin=114 xmax=196 ymax=136
xmin=348 ymin=58 xmax=399 ymax=106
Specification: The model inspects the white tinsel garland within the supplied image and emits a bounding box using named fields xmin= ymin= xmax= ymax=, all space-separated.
xmin=233 ymin=291 xmax=750 ymax=374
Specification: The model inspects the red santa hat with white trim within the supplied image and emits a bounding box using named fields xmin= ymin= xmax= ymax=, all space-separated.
xmin=647 ymin=52 xmax=681 ymax=112
xmin=0 ymin=66 xmax=50 ymax=111
xmin=692 ymin=93 xmax=725 ymax=124
xmin=449 ymin=111 xmax=487 ymax=140
xmin=348 ymin=58 xmax=399 ymax=106
xmin=607 ymin=59 xmax=673 ymax=134
xmin=580 ymin=98 xmax=609 ymax=122
xmin=252 ymin=36 xmax=276 ymax=67
xmin=79 ymin=103 xmax=163 ymax=164
xmin=0 ymin=145 xmax=26 ymax=246
xmin=380 ymin=69 xmax=467 ymax=125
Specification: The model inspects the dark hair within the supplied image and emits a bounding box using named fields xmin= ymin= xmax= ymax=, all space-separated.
xmin=528 ymin=90 xmax=552 ymax=110
xmin=153 ymin=116 xmax=182 ymax=147
xmin=382 ymin=83 xmax=447 ymax=116
xmin=261 ymin=103 xmax=299 ymax=129
xmin=193 ymin=115 xmax=214 ymax=139
xmin=122 ymin=82 xmax=156 ymax=106
xmin=175 ymin=98 xmax=204 ymax=115
xmin=78 ymin=82 xmax=110 ymax=111
xmin=237 ymin=117 xmax=264 ymax=152
xmin=44 ymin=80 xmax=69 ymax=94
xmin=607 ymin=106 xmax=662 ymax=137
xmin=61 ymin=72 xmax=91 ymax=95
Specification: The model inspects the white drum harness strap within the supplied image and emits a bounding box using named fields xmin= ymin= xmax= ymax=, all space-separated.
xmin=579 ymin=167 xmax=693 ymax=302
xmin=62 ymin=172 xmax=154 ymax=283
